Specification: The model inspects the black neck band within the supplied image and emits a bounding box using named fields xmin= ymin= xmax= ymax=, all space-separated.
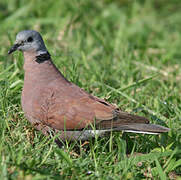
xmin=35 ymin=51 xmax=51 ymax=63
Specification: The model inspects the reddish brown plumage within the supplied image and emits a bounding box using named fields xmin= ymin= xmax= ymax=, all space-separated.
xmin=20 ymin=51 xmax=168 ymax=139
xmin=22 ymin=52 xmax=117 ymax=130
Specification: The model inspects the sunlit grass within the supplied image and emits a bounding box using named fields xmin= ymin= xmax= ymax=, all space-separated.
xmin=0 ymin=0 xmax=181 ymax=179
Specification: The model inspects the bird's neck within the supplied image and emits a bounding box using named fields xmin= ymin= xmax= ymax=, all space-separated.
xmin=23 ymin=51 xmax=70 ymax=84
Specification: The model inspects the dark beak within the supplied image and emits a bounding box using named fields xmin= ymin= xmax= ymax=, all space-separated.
xmin=8 ymin=43 xmax=20 ymax=54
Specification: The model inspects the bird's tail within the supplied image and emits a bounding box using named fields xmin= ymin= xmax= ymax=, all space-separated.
xmin=113 ymin=123 xmax=170 ymax=134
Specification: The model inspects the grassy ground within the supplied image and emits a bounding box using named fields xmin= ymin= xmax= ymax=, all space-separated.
xmin=0 ymin=0 xmax=181 ymax=179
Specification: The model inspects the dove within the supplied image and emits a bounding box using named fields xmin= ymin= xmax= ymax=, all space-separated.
xmin=8 ymin=30 xmax=169 ymax=141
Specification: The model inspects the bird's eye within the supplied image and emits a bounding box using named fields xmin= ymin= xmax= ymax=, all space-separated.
xmin=27 ymin=37 xmax=33 ymax=42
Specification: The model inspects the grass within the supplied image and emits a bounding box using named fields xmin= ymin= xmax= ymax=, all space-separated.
xmin=0 ymin=0 xmax=181 ymax=179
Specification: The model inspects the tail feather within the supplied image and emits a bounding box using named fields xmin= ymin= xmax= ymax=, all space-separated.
xmin=113 ymin=123 xmax=170 ymax=134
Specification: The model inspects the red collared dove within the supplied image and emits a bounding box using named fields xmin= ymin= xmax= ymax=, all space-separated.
xmin=8 ymin=30 xmax=169 ymax=141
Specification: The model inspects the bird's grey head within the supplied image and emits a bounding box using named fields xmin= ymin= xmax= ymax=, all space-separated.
xmin=8 ymin=30 xmax=47 ymax=54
